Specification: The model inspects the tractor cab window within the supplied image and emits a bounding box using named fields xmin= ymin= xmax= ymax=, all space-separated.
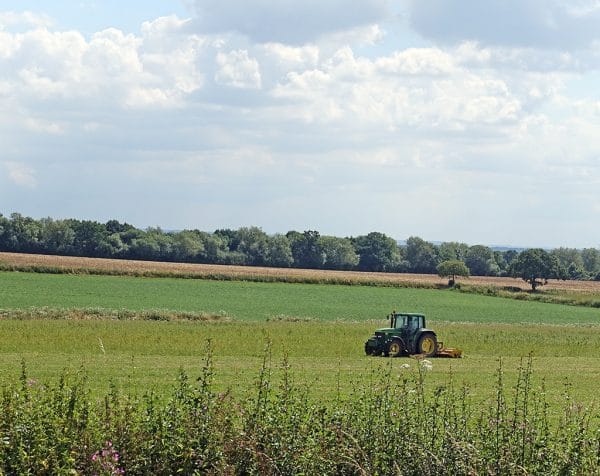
xmin=406 ymin=316 xmax=422 ymax=330
xmin=395 ymin=315 xmax=408 ymax=328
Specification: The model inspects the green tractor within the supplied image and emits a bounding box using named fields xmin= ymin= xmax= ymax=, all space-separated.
xmin=364 ymin=311 xmax=462 ymax=358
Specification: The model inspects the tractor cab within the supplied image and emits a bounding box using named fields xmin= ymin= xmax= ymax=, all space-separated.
xmin=390 ymin=312 xmax=424 ymax=332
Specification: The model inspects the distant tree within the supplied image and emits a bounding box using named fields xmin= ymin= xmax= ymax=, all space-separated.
xmin=353 ymin=232 xmax=401 ymax=272
xmin=567 ymin=262 xmax=587 ymax=280
xmin=147 ymin=227 xmax=174 ymax=260
xmin=40 ymin=218 xmax=75 ymax=254
xmin=96 ymin=233 xmax=128 ymax=257
xmin=582 ymin=248 xmax=600 ymax=276
xmin=465 ymin=245 xmax=499 ymax=276
xmin=288 ymin=230 xmax=325 ymax=269
xmin=235 ymin=227 xmax=270 ymax=266
xmin=171 ymin=230 xmax=204 ymax=262
xmin=503 ymin=249 xmax=519 ymax=267
xmin=4 ymin=213 xmax=43 ymax=252
xmin=196 ymin=232 xmax=230 ymax=264
xmin=438 ymin=242 xmax=469 ymax=262
xmin=509 ymin=248 xmax=559 ymax=291
xmin=493 ymin=251 xmax=514 ymax=276
xmin=214 ymin=228 xmax=240 ymax=251
xmin=67 ymin=219 xmax=109 ymax=257
xmin=0 ymin=214 xmax=9 ymax=250
xmin=266 ymin=234 xmax=293 ymax=268
xmin=437 ymin=260 xmax=469 ymax=286
xmin=128 ymin=235 xmax=161 ymax=260
xmin=550 ymin=247 xmax=584 ymax=279
xmin=319 ymin=236 xmax=359 ymax=270
xmin=105 ymin=219 xmax=134 ymax=234
xmin=405 ymin=236 xmax=439 ymax=273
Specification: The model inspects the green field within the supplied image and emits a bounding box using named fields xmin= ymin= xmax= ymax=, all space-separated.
xmin=2 ymin=271 xmax=600 ymax=324
xmin=1 ymin=270 xmax=600 ymax=409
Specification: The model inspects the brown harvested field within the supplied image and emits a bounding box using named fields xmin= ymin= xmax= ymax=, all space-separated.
xmin=2 ymin=251 xmax=600 ymax=294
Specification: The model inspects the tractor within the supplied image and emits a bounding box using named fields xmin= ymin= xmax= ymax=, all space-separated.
xmin=364 ymin=311 xmax=462 ymax=358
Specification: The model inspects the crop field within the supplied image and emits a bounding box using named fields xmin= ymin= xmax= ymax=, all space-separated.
xmin=3 ymin=251 xmax=600 ymax=293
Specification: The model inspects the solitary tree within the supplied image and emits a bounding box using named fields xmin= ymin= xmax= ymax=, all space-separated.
xmin=437 ymin=260 xmax=469 ymax=286
xmin=509 ymin=248 xmax=559 ymax=291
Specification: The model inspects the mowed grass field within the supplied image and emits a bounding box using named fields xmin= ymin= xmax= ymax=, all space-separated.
xmin=1 ymin=270 xmax=600 ymax=411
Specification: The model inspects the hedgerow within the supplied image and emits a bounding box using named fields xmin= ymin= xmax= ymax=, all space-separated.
xmin=1 ymin=345 xmax=598 ymax=475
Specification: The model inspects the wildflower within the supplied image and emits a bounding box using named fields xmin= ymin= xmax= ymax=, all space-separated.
xmin=420 ymin=359 xmax=433 ymax=371
xmin=400 ymin=363 xmax=411 ymax=370
xmin=91 ymin=441 xmax=123 ymax=476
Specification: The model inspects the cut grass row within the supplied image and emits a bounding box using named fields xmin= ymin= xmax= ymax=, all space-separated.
xmin=2 ymin=271 xmax=600 ymax=325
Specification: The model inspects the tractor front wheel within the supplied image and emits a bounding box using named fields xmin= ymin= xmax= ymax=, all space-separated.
xmin=365 ymin=342 xmax=379 ymax=356
xmin=417 ymin=333 xmax=438 ymax=357
xmin=387 ymin=338 xmax=404 ymax=358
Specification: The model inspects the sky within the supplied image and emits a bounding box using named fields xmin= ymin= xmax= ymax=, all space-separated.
xmin=1 ymin=1 xmax=600 ymax=248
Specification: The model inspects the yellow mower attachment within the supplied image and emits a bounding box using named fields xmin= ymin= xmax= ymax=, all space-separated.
xmin=434 ymin=342 xmax=462 ymax=358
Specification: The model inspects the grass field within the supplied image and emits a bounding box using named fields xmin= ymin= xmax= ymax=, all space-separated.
xmin=1 ymin=319 xmax=600 ymax=409
xmin=2 ymin=271 xmax=600 ymax=324
xmin=1 ymin=270 xmax=600 ymax=409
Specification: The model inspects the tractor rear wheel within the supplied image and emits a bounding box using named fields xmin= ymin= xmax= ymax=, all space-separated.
xmin=417 ymin=333 xmax=438 ymax=357
xmin=387 ymin=338 xmax=404 ymax=358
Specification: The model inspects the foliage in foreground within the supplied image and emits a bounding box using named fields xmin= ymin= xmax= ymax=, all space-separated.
xmin=1 ymin=347 xmax=599 ymax=475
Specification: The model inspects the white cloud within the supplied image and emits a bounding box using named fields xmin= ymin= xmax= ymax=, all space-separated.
xmin=376 ymin=47 xmax=456 ymax=75
xmin=0 ymin=11 xmax=53 ymax=30
xmin=261 ymin=43 xmax=319 ymax=69
xmin=273 ymin=46 xmax=522 ymax=129
xmin=4 ymin=161 xmax=37 ymax=188
xmin=215 ymin=49 xmax=262 ymax=89
xmin=1 ymin=18 xmax=206 ymax=109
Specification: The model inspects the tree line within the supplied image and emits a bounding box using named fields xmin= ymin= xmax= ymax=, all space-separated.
xmin=1 ymin=212 xmax=599 ymax=282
